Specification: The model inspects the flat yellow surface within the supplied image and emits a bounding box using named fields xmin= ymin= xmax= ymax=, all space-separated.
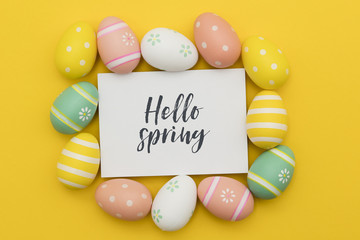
xmin=1 ymin=0 xmax=359 ymax=239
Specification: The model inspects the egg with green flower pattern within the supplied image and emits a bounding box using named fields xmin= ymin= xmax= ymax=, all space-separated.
xmin=248 ymin=145 xmax=295 ymax=199
xmin=151 ymin=175 xmax=197 ymax=231
xmin=55 ymin=22 xmax=97 ymax=79
xmin=242 ymin=36 xmax=290 ymax=89
xmin=141 ymin=28 xmax=198 ymax=71
xmin=50 ymin=81 xmax=98 ymax=134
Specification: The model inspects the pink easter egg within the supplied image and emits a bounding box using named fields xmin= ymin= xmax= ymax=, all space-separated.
xmin=95 ymin=179 xmax=152 ymax=221
xmin=194 ymin=13 xmax=241 ymax=68
xmin=198 ymin=176 xmax=254 ymax=221
xmin=97 ymin=16 xmax=141 ymax=73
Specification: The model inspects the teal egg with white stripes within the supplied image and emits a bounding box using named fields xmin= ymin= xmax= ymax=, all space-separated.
xmin=50 ymin=82 xmax=98 ymax=134
xmin=247 ymin=145 xmax=295 ymax=199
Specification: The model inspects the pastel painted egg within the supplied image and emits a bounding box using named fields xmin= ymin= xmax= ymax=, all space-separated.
xmin=248 ymin=145 xmax=295 ymax=199
xmin=242 ymin=36 xmax=290 ymax=89
xmin=50 ymin=82 xmax=98 ymax=134
xmin=97 ymin=16 xmax=140 ymax=74
xmin=198 ymin=176 xmax=254 ymax=221
xmin=246 ymin=90 xmax=287 ymax=149
xmin=55 ymin=22 xmax=97 ymax=79
xmin=194 ymin=12 xmax=241 ymax=68
xmin=151 ymin=175 xmax=197 ymax=231
xmin=57 ymin=133 xmax=100 ymax=189
xmin=141 ymin=28 xmax=198 ymax=71
xmin=95 ymin=179 xmax=152 ymax=221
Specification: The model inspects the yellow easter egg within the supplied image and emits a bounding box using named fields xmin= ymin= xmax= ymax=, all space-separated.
xmin=57 ymin=133 xmax=100 ymax=189
xmin=242 ymin=36 xmax=290 ymax=89
xmin=246 ymin=90 xmax=287 ymax=149
xmin=55 ymin=22 xmax=97 ymax=79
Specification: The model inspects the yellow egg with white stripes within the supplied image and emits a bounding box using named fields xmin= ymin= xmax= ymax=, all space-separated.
xmin=246 ymin=90 xmax=287 ymax=149
xmin=57 ymin=133 xmax=100 ymax=189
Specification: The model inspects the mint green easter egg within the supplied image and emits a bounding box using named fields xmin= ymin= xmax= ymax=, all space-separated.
xmin=247 ymin=145 xmax=295 ymax=199
xmin=50 ymin=82 xmax=98 ymax=134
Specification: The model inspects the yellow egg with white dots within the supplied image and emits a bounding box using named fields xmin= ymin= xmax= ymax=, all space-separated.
xmin=242 ymin=36 xmax=290 ymax=89
xmin=55 ymin=22 xmax=97 ymax=79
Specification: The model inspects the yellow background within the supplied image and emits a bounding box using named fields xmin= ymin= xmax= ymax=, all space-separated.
xmin=1 ymin=0 xmax=359 ymax=239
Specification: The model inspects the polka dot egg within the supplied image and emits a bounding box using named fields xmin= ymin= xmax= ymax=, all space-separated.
xmin=248 ymin=145 xmax=295 ymax=199
xmin=198 ymin=176 xmax=254 ymax=221
xmin=95 ymin=179 xmax=152 ymax=221
xmin=246 ymin=90 xmax=287 ymax=149
xmin=55 ymin=22 xmax=97 ymax=79
xmin=242 ymin=36 xmax=290 ymax=89
xmin=194 ymin=12 xmax=241 ymax=68
xmin=57 ymin=133 xmax=100 ymax=189
xmin=50 ymin=81 xmax=98 ymax=134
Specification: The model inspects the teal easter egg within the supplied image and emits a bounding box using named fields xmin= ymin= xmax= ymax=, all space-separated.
xmin=247 ymin=145 xmax=295 ymax=199
xmin=50 ymin=82 xmax=98 ymax=134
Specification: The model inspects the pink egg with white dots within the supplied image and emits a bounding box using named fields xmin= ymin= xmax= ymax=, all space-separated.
xmin=95 ymin=179 xmax=152 ymax=221
xmin=194 ymin=12 xmax=241 ymax=68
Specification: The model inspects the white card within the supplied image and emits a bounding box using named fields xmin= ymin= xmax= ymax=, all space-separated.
xmin=98 ymin=69 xmax=248 ymax=177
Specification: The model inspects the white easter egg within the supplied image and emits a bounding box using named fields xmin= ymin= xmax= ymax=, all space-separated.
xmin=141 ymin=28 xmax=198 ymax=71
xmin=151 ymin=175 xmax=197 ymax=231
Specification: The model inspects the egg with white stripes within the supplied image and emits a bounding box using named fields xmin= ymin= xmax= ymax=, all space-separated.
xmin=50 ymin=81 xmax=98 ymax=134
xmin=97 ymin=16 xmax=140 ymax=74
xmin=246 ymin=90 xmax=287 ymax=149
xmin=242 ymin=36 xmax=290 ymax=89
xmin=57 ymin=133 xmax=100 ymax=189
xmin=248 ymin=145 xmax=295 ymax=199
xmin=198 ymin=176 xmax=254 ymax=221
xmin=55 ymin=22 xmax=97 ymax=79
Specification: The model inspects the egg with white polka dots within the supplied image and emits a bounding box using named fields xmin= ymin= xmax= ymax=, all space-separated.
xmin=151 ymin=175 xmax=197 ymax=231
xmin=95 ymin=179 xmax=152 ymax=221
xmin=242 ymin=36 xmax=290 ymax=89
xmin=194 ymin=12 xmax=241 ymax=68
xmin=55 ymin=22 xmax=97 ymax=79
xmin=141 ymin=28 xmax=198 ymax=71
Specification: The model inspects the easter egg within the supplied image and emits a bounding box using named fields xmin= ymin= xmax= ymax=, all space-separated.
xmin=151 ymin=175 xmax=197 ymax=231
xmin=246 ymin=90 xmax=287 ymax=149
xmin=57 ymin=133 xmax=100 ymax=189
xmin=50 ymin=81 xmax=98 ymax=134
xmin=97 ymin=16 xmax=140 ymax=74
xmin=198 ymin=176 xmax=254 ymax=221
xmin=141 ymin=28 xmax=198 ymax=71
xmin=95 ymin=179 xmax=152 ymax=221
xmin=194 ymin=12 xmax=241 ymax=68
xmin=248 ymin=145 xmax=295 ymax=199
xmin=55 ymin=22 xmax=97 ymax=79
xmin=242 ymin=36 xmax=290 ymax=89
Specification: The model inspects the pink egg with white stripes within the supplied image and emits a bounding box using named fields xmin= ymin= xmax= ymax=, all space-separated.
xmin=97 ymin=16 xmax=141 ymax=73
xmin=95 ymin=179 xmax=152 ymax=221
xmin=198 ymin=176 xmax=254 ymax=221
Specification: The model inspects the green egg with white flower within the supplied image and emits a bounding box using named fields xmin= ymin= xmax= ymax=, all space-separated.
xmin=50 ymin=82 xmax=98 ymax=134
xmin=247 ymin=145 xmax=295 ymax=199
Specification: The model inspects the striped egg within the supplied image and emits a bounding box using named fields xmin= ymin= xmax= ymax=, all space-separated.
xmin=57 ymin=133 xmax=100 ymax=189
xmin=97 ymin=16 xmax=140 ymax=73
xmin=247 ymin=145 xmax=295 ymax=199
xmin=198 ymin=176 xmax=254 ymax=221
xmin=50 ymin=82 xmax=98 ymax=134
xmin=246 ymin=90 xmax=287 ymax=149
